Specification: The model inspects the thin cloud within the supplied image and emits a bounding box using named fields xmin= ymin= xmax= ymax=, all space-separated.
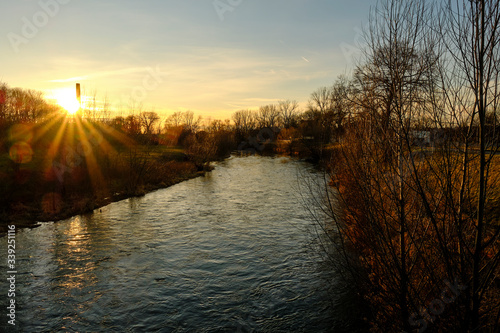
xmin=242 ymin=98 xmax=279 ymax=103
xmin=50 ymin=76 xmax=88 ymax=83
xmin=49 ymin=67 xmax=149 ymax=83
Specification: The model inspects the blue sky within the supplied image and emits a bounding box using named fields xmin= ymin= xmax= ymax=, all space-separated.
xmin=0 ymin=0 xmax=376 ymax=119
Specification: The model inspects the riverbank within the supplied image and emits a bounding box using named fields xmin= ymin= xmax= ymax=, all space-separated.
xmin=0 ymin=142 xmax=213 ymax=234
xmin=1 ymin=169 xmax=205 ymax=234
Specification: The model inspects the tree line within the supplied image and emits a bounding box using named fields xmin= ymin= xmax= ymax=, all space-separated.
xmin=0 ymin=74 xmax=356 ymax=228
xmin=0 ymin=83 xmax=58 ymax=124
xmin=0 ymin=80 xmax=354 ymax=162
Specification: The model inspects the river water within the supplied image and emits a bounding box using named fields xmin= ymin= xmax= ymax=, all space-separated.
xmin=1 ymin=156 xmax=338 ymax=332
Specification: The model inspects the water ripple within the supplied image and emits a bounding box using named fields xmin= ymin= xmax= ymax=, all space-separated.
xmin=0 ymin=156 xmax=334 ymax=332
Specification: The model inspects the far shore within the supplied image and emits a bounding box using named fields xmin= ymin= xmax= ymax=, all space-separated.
xmin=0 ymin=168 xmax=206 ymax=235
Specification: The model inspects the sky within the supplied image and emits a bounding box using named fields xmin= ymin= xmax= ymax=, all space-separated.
xmin=0 ymin=0 xmax=376 ymax=119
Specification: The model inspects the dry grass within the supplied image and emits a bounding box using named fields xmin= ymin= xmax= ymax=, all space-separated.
xmin=329 ymin=138 xmax=500 ymax=332
xmin=0 ymin=136 xmax=201 ymax=232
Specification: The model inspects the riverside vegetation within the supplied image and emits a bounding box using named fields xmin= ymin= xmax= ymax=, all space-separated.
xmin=0 ymin=85 xmax=335 ymax=232
xmin=310 ymin=0 xmax=500 ymax=332
xmin=2 ymin=0 xmax=500 ymax=330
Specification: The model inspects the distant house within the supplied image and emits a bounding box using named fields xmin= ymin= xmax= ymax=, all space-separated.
xmin=411 ymin=130 xmax=431 ymax=146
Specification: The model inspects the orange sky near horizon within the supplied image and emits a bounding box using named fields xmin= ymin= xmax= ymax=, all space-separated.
xmin=0 ymin=1 xmax=376 ymax=120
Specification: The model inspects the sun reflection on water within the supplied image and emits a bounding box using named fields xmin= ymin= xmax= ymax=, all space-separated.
xmin=51 ymin=216 xmax=103 ymax=327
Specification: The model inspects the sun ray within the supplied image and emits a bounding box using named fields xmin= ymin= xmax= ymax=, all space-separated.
xmin=32 ymin=114 xmax=70 ymax=183
xmin=92 ymin=121 xmax=136 ymax=149
xmin=47 ymin=116 xmax=69 ymax=159
xmin=32 ymin=112 xmax=67 ymax=143
xmin=74 ymin=117 xmax=108 ymax=194
xmin=81 ymin=120 xmax=115 ymax=155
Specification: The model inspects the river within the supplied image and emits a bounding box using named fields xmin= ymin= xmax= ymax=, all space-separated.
xmin=1 ymin=155 xmax=339 ymax=332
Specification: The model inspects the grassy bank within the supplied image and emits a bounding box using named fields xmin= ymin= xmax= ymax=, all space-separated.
xmin=325 ymin=137 xmax=500 ymax=331
xmin=0 ymin=119 xmax=209 ymax=233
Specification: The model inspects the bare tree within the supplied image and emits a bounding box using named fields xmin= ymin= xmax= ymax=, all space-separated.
xmin=278 ymin=99 xmax=300 ymax=129
xmin=232 ymin=109 xmax=257 ymax=137
xmin=165 ymin=111 xmax=183 ymax=128
xmin=322 ymin=0 xmax=500 ymax=331
xmin=330 ymin=77 xmax=354 ymax=133
xmin=305 ymin=86 xmax=338 ymax=145
xmin=2 ymin=86 xmax=53 ymax=123
xmin=209 ymin=119 xmax=230 ymax=132
xmin=139 ymin=111 xmax=160 ymax=136
xmin=164 ymin=110 xmax=202 ymax=133
xmin=83 ymin=89 xmax=99 ymax=121
xmin=439 ymin=0 xmax=500 ymax=329
xmin=181 ymin=110 xmax=202 ymax=132
xmin=101 ymin=94 xmax=111 ymax=122
xmin=0 ymin=82 xmax=7 ymax=123
xmin=324 ymin=1 xmax=447 ymax=331
xmin=309 ymin=86 xmax=333 ymax=114
xmin=124 ymin=115 xmax=141 ymax=136
xmin=257 ymin=104 xmax=280 ymax=129
xmin=80 ymin=89 xmax=112 ymax=122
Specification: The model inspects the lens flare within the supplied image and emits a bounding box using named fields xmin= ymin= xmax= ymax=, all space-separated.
xmin=9 ymin=142 xmax=33 ymax=164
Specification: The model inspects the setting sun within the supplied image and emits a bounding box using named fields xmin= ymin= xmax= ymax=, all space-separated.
xmin=53 ymin=88 xmax=80 ymax=115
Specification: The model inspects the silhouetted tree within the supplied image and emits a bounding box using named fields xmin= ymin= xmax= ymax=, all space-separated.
xmin=139 ymin=111 xmax=160 ymax=136
xmin=232 ymin=109 xmax=257 ymax=140
xmin=124 ymin=115 xmax=141 ymax=136
xmin=439 ymin=0 xmax=500 ymax=329
xmin=278 ymin=99 xmax=300 ymax=129
xmin=257 ymin=104 xmax=280 ymax=129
